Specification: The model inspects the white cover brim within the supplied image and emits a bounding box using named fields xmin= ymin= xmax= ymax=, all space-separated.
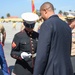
xmin=21 ymin=12 xmax=39 ymax=21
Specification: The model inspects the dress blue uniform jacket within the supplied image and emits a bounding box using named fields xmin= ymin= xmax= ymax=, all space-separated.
xmin=10 ymin=29 xmax=39 ymax=75
xmin=33 ymin=15 xmax=73 ymax=75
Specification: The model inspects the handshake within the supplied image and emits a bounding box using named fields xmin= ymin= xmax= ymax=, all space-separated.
xmin=21 ymin=52 xmax=32 ymax=59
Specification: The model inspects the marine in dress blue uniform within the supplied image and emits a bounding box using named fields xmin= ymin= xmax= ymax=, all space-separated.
xmin=10 ymin=12 xmax=39 ymax=75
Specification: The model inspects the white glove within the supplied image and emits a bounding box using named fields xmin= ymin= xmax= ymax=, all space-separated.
xmin=28 ymin=53 xmax=32 ymax=58
xmin=21 ymin=52 xmax=32 ymax=59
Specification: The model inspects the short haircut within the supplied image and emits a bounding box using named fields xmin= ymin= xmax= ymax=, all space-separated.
xmin=40 ymin=2 xmax=54 ymax=11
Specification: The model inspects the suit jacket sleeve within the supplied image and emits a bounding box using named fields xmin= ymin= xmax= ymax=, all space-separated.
xmin=33 ymin=21 xmax=53 ymax=75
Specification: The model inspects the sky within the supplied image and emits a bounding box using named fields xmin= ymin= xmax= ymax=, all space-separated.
xmin=0 ymin=0 xmax=75 ymax=18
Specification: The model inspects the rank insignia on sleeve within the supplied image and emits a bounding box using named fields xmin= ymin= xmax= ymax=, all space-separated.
xmin=12 ymin=42 xmax=16 ymax=48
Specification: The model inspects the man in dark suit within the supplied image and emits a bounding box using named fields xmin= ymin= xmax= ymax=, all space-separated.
xmin=33 ymin=2 xmax=73 ymax=75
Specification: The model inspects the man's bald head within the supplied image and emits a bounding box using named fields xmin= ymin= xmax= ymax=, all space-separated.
xmin=40 ymin=2 xmax=55 ymax=20
xmin=40 ymin=2 xmax=54 ymax=11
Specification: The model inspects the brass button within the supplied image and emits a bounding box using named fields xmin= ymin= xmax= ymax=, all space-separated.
xmin=31 ymin=41 xmax=33 ymax=43
xmin=32 ymin=48 xmax=34 ymax=50
xmin=32 ymin=51 xmax=34 ymax=53
xmin=31 ymin=44 xmax=34 ymax=46
xmin=30 ymin=34 xmax=32 ymax=37
xmin=30 ymin=38 xmax=32 ymax=40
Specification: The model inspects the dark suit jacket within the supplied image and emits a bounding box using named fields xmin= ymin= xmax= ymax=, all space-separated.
xmin=33 ymin=15 xmax=73 ymax=75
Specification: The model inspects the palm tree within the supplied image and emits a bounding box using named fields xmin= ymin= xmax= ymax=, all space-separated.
xmin=1 ymin=16 xmax=4 ymax=19
xmin=7 ymin=13 xmax=10 ymax=18
xmin=58 ymin=10 xmax=63 ymax=15
xmin=63 ymin=12 xmax=68 ymax=16
xmin=69 ymin=10 xmax=72 ymax=12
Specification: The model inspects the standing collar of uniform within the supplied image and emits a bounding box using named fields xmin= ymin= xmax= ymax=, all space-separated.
xmin=24 ymin=28 xmax=33 ymax=34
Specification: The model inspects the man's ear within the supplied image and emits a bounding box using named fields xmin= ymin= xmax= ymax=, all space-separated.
xmin=44 ymin=9 xmax=47 ymax=14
